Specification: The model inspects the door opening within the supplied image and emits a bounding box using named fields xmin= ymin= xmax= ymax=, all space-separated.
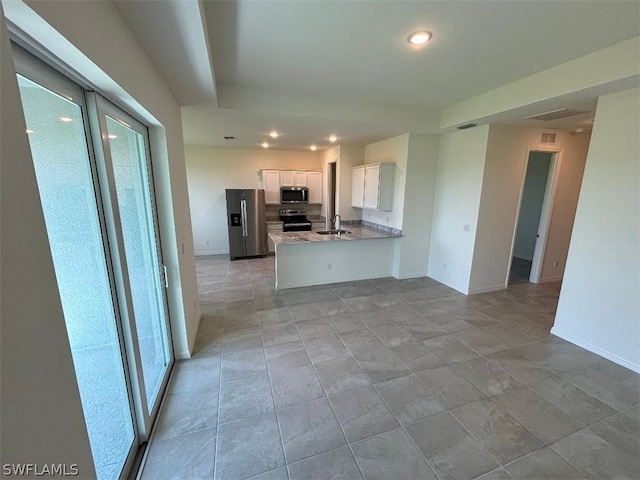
xmin=328 ymin=161 xmax=337 ymax=228
xmin=509 ymin=150 xmax=559 ymax=285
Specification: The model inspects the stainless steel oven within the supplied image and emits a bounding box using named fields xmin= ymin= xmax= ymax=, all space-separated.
xmin=280 ymin=209 xmax=312 ymax=232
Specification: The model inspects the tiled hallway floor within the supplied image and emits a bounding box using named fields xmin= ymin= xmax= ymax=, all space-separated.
xmin=141 ymin=255 xmax=639 ymax=480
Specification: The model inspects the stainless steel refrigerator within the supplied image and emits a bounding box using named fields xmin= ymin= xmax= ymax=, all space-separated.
xmin=225 ymin=189 xmax=268 ymax=259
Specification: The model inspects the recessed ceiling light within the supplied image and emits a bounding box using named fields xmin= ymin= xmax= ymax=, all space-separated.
xmin=261 ymin=142 xmax=270 ymax=149
xmin=59 ymin=116 xmax=73 ymax=122
xmin=407 ymin=30 xmax=432 ymax=46
xmin=269 ymin=130 xmax=279 ymax=138
xmin=26 ymin=129 xmax=34 ymax=134
xmin=328 ymin=135 xmax=338 ymax=143
xmin=108 ymin=134 xmax=118 ymax=139
xmin=310 ymin=145 xmax=317 ymax=151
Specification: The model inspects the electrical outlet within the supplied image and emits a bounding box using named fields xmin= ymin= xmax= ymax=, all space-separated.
xmin=328 ymin=262 xmax=333 ymax=270
xmin=206 ymin=239 xmax=210 ymax=245
xmin=463 ymin=224 xmax=470 ymax=232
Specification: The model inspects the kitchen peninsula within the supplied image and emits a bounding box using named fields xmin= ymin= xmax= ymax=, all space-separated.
xmin=270 ymin=224 xmax=401 ymax=289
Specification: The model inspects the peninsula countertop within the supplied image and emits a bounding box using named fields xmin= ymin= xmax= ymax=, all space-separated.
xmin=269 ymin=224 xmax=401 ymax=245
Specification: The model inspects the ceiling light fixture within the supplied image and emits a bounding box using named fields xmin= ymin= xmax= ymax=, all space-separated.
xmin=269 ymin=130 xmax=279 ymax=138
xmin=59 ymin=116 xmax=73 ymax=122
xmin=310 ymin=145 xmax=318 ymax=151
xmin=328 ymin=135 xmax=338 ymax=143
xmin=26 ymin=129 xmax=34 ymax=134
xmin=407 ymin=30 xmax=432 ymax=46
xmin=108 ymin=134 xmax=118 ymax=139
xmin=261 ymin=142 xmax=270 ymax=149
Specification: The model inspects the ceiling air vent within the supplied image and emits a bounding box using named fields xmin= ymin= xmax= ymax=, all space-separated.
xmin=457 ymin=123 xmax=477 ymax=130
xmin=540 ymin=132 xmax=557 ymax=144
xmin=525 ymin=108 xmax=587 ymax=121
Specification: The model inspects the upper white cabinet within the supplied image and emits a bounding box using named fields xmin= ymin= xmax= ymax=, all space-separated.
xmin=281 ymin=170 xmax=307 ymax=187
xmin=307 ymin=171 xmax=323 ymax=204
xmin=352 ymin=163 xmax=394 ymax=211
xmin=352 ymin=166 xmax=365 ymax=208
xmin=262 ymin=169 xmax=281 ymax=204
xmin=261 ymin=169 xmax=323 ymax=204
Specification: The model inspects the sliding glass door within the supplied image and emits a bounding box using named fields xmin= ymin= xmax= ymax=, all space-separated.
xmin=14 ymin=45 xmax=173 ymax=479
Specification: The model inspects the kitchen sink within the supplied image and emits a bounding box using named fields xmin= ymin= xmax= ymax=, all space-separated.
xmin=316 ymin=229 xmax=351 ymax=235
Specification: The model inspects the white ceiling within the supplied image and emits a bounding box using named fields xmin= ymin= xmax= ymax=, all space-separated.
xmin=116 ymin=0 xmax=640 ymax=151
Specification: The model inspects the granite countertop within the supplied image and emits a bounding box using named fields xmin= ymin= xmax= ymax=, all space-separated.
xmin=269 ymin=224 xmax=401 ymax=245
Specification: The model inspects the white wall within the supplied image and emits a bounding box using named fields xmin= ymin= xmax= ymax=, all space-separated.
xmin=363 ymin=134 xmax=409 ymax=230
xmin=11 ymin=0 xmax=201 ymax=358
xmin=469 ymin=125 xmax=589 ymax=293
xmin=428 ymin=126 xmax=490 ymax=293
xmin=393 ymin=133 xmax=440 ymax=279
xmin=553 ymin=87 xmax=640 ymax=372
xmin=336 ymin=144 xmax=366 ymax=222
xmin=514 ymin=152 xmax=553 ymax=260
xmin=185 ymin=145 xmax=321 ymax=255
xmin=0 ymin=6 xmax=95 ymax=473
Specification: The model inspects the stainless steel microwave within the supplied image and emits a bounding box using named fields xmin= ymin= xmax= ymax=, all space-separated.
xmin=280 ymin=186 xmax=309 ymax=204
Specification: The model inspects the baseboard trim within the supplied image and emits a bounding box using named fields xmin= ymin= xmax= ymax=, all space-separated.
xmin=195 ymin=248 xmax=228 ymax=256
xmin=550 ymin=327 xmax=640 ymax=373
xmin=468 ymin=284 xmax=507 ymax=295
xmin=539 ymin=274 xmax=563 ymax=283
xmin=393 ymin=272 xmax=429 ymax=280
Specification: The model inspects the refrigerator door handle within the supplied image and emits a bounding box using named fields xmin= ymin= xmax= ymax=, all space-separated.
xmin=241 ymin=199 xmax=248 ymax=237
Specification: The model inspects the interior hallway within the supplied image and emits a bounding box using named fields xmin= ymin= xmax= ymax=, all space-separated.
xmin=141 ymin=255 xmax=639 ymax=479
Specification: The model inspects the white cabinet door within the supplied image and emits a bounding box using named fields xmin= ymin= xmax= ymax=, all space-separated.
xmin=307 ymin=171 xmax=323 ymax=204
xmin=352 ymin=166 xmax=365 ymax=208
xmin=267 ymin=223 xmax=283 ymax=253
xmin=293 ymin=171 xmax=308 ymax=186
xmin=280 ymin=170 xmax=294 ymax=186
xmin=363 ymin=165 xmax=380 ymax=210
xmin=262 ymin=169 xmax=281 ymax=204
xmin=280 ymin=170 xmax=308 ymax=186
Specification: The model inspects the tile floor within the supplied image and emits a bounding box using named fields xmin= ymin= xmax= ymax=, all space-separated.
xmin=141 ymin=255 xmax=639 ymax=480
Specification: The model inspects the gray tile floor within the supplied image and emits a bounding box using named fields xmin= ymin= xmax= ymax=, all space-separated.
xmin=141 ymin=255 xmax=639 ymax=480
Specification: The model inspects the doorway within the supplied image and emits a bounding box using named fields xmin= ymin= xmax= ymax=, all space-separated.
xmin=510 ymin=150 xmax=558 ymax=285
xmin=328 ymin=161 xmax=337 ymax=227
xmin=14 ymin=45 xmax=173 ymax=479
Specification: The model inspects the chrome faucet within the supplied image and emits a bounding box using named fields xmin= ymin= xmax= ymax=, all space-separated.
xmin=331 ymin=214 xmax=342 ymax=234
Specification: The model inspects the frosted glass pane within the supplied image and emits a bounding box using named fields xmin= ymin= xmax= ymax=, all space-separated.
xmin=17 ymin=75 xmax=134 ymax=480
xmin=106 ymin=116 xmax=170 ymax=410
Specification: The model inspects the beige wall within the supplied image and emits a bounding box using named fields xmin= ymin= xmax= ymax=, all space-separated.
xmin=186 ymin=146 xmax=321 ymax=254
xmin=553 ymin=87 xmax=640 ymax=372
xmin=393 ymin=133 xmax=440 ymax=278
xmin=428 ymin=126 xmax=490 ymax=293
xmin=0 ymin=6 xmax=95 ymax=473
xmin=469 ymin=125 xmax=590 ymax=293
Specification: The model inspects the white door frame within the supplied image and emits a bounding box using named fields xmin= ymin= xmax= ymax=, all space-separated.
xmin=509 ymin=146 xmax=563 ymax=284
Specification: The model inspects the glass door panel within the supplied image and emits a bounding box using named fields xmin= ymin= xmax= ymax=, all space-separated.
xmin=101 ymin=112 xmax=172 ymax=412
xmin=17 ymin=75 xmax=135 ymax=480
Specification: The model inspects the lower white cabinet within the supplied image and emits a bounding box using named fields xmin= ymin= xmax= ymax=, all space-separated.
xmin=352 ymin=163 xmax=394 ymax=211
xmin=267 ymin=222 xmax=283 ymax=253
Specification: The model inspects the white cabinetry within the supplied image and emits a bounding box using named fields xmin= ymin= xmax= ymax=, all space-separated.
xmin=351 ymin=166 xmax=365 ymax=208
xmin=281 ymin=170 xmax=307 ymax=187
xmin=307 ymin=171 xmax=323 ymax=204
xmin=262 ymin=169 xmax=281 ymax=204
xmin=351 ymin=163 xmax=394 ymax=211
xmin=267 ymin=222 xmax=283 ymax=254
xmin=262 ymin=169 xmax=323 ymax=205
